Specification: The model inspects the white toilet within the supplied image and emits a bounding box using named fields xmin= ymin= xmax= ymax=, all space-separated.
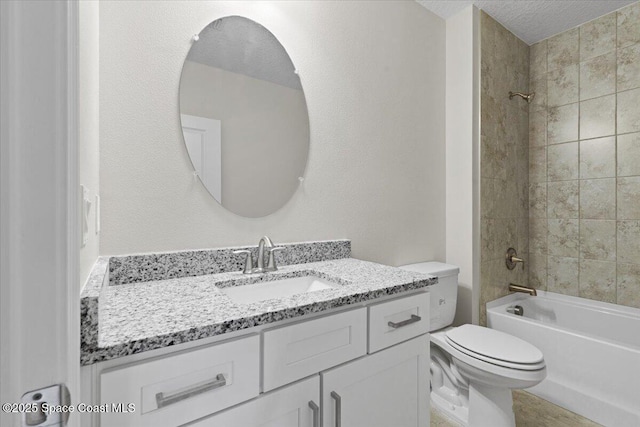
xmin=399 ymin=262 xmax=546 ymax=427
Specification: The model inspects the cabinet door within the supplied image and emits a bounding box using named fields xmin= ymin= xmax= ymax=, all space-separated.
xmin=321 ymin=336 xmax=429 ymax=427
xmin=188 ymin=376 xmax=320 ymax=427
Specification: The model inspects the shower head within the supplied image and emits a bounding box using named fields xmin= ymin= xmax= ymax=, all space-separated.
xmin=509 ymin=91 xmax=535 ymax=103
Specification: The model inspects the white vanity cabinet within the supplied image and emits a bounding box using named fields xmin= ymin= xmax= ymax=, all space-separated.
xmin=321 ymin=337 xmax=429 ymax=427
xmin=95 ymin=292 xmax=430 ymax=427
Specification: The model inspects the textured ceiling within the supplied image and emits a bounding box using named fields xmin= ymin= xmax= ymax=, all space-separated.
xmin=187 ymin=16 xmax=302 ymax=90
xmin=416 ymin=0 xmax=637 ymax=45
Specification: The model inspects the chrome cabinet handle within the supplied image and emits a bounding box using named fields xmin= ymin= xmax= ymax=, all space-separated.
xmin=155 ymin=373 xmax=226 ymax=408
xmin=308 ymin=400 xmax=319 ymax=427
xmin=388 ymin=314 xmax=421 ymax=329
xmin=331 ymin=391 xmax=342 ymax=427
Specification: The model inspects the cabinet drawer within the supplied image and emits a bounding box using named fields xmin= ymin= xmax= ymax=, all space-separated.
xmin=100 ymin=334 xmax=259 ymax=427
xmin=368 ymin=292 xmax=429 ymax=353
xmin=263 ymin=308 xmax=367 ymax=391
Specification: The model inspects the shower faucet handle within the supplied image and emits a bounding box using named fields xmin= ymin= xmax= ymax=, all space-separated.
xmin=506 ymin=248 xmax=524 ymax=270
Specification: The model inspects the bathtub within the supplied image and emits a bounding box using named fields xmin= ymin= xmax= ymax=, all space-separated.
xmin=487 ymin=291 xmax=640 ymax=427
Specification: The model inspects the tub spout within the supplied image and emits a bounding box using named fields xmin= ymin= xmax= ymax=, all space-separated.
xmin=509 ymin=283 xmax=537 ymax=296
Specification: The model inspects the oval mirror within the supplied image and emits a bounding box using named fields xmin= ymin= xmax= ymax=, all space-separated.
xmin=179 ymin=16 xmax=309 ymax=218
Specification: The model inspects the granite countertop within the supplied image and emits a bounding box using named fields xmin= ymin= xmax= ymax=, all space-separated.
xmin=81 ymin=243 xmax=437 ymax=365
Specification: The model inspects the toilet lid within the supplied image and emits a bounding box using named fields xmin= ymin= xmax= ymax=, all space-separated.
xmin=446 ymin=325 xmax=544 ymax=366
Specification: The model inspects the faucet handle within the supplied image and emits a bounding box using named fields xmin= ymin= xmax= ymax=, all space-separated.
xmin=505 ymin=248 xmax=525 ymax=270
xmin=266 ymin=247 xmax=285 ymax=271
xmin=233 ymin=250 xmax=254 ymax=274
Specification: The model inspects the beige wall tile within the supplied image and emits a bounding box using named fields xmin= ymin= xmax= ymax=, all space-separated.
xmin=516 ymin=216 xmax=529 ymax=249
xmin=529 ymin=217 xmax=548 ymax=254
xmin=548 ymin=219 xmax=579 ymax=257
xmin=548 ymin=65 xmax=579 ymax=107
xmin=481 ymin=218 xmax=497 ymax=262
xmin=529 ymin=110 xmax=546 ymax=147
xmin=617 ymin=43 xmax=640 ymax=92
xmin=503 ymin=219 xmax=519 ymax=261
xmin=526 ymin=0 xmax=640 ymax=308
xmin=481 ymin=178 xmax=496 ymax=219
xmin=529 ymin=183 xmax=547 ymax=218
xmin=580 ymin=94 xmax=616 ymax=140
xmin=530 ymin=40 xmax=547 ymax=81
xmin=528 ymin=254 xmax=547 ymax=289
xmin=548 ymin=142 xmax=578 ymax=180
xmin=579 ymin=259 xmax=616 ymax=303
xmin=617 ymin=262 xmax=640 ymax=308
xmin=529 ymin=147 xmax=547 ymax=182
xmin=617 ymin=2 xmax=640 ymax=49
xmin=547 ymin=180 xmax=579 ymax=219
xmin=548 ymin=28 xmax=579 ymax=71
xmin=547 ymin=256 xmax=579 ymax=295
xmin=618 ymin=176 xmax=640 ymax=220
xmin=580 ymin=12 xmax=616 ymax=61
xmin=618 ymin=88 xmax=640 ymax=134
xmin=529 ymin=77 xmax=547 ymax=112
xmin=548 ymin=104 xmax=579 ymax=144
xmin=617 ymin=132 xmax=640 ymax=176
xmin=617 ymin=220 xmax=640 ymax=263
xmin=580 ymin=178 xmax=616 ymax=219
xmin=579 ymin=219 xmax=616 ymax=261
xmin=579 ymin=136 xmax=616 ymax=178
xmin=580 ymin=52 xmax=616 ymax=100
xmin=481 ymin=134 xmax=508 ymax=180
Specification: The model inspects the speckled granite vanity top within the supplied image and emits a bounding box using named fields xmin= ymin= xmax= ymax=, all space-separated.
xmin=80 ymin=240 xmax=436 ymax=365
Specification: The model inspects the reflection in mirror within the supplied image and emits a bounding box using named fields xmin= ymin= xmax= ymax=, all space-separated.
xmin=180 ymin=16 xmax=309 ymax=218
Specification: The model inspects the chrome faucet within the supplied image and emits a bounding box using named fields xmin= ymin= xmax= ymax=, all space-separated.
xmin=256 ymin=236 xmax=274 ymax=272
xmin=233 ymin=236 xmax=284 ymax=274
xmin=509 ymin=283 xmax=537 ymax=296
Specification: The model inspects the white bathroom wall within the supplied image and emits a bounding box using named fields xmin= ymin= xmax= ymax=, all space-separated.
xmin=99 ymin=1 xmax=446 ymax=265
xmin=79 ymin=0 xmax=100 ymax=286
xmin=445 ymin=6 xmax=480 ymax=325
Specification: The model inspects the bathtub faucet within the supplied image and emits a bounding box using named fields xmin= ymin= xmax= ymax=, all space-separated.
xmin=509 ymin=283 xmax=537 ymax=296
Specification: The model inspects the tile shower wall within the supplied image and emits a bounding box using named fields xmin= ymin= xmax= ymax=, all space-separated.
xmin=480 ymin=12 xmax=530 ymax=325
xmin=528 ymin=2 xmax=640 ymax=308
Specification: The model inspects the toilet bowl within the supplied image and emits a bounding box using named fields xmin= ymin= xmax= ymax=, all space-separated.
xmin=399 ymin=262 xmax=546 ymax=427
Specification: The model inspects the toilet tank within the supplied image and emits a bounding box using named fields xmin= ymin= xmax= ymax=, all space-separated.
xmin=398 ymin=262 xmax=459 ymax=331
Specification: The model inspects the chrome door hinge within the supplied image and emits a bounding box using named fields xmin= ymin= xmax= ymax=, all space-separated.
xmin=21 ymin=384 xmax=70 ymax=426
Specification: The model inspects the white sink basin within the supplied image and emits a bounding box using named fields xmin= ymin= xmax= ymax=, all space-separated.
xmin=221 ymin=276 xmax=338 ymax=305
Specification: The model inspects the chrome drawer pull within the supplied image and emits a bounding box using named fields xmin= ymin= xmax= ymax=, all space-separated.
xmin=308 ymin=400 xmax=319 ymax=427
xmin=331 ymin=391 xmax=342 ymax=427
xmin=156 ymin=373 xmax=226 ymax=408
xmin=388 ymin=314 xmax=421 ymax=329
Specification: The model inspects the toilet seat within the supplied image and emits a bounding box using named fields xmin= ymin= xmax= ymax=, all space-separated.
xmin=445 ymin=325 xmax=545 ymax=371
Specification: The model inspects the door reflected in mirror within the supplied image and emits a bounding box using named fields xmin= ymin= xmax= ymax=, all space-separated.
xmin=180 ymin=16 xmax=309 ymax=218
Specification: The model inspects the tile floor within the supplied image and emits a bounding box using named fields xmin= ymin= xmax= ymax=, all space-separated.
xmin=430 ymin=390 xmax=602 ymax=427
